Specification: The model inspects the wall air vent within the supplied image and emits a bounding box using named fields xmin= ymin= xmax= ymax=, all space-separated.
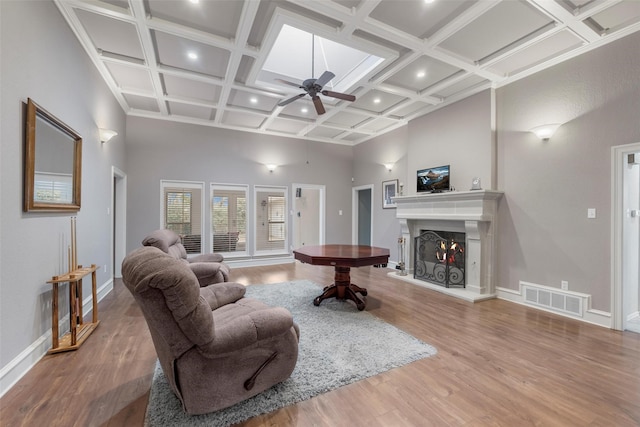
xmin=521 ymin=282 xmax=584 ymax=317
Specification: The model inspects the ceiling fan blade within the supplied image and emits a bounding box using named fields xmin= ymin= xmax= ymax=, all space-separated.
xmin=314 ymin=71 xmax=335 ymax=88
xmin=312 ymin=95 xmax=326 ymax=115
xmin=275 ymin=78 xmax=303 ymax=89
xmin=321 ymin=90 xmax=356 ymax=102
xmin=278 ymin=93 xmax=306 ymax=107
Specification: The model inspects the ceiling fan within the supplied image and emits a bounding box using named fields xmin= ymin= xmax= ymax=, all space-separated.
xmin=275 ymin=35 xmax=356 ymax=115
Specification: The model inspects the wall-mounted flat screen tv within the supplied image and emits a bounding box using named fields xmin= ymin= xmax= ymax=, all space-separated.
xmin=417 ymin=165 xmax=450 ymax=193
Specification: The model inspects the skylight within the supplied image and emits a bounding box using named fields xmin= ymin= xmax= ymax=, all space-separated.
xmin=258 ymin=25 xmax=384 ymax=96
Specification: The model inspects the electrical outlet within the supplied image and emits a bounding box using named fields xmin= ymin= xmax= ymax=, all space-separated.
xmin=561 ymin=280 xmax=569 ymax=290
xmin=103 ymin=264 xmax=107 ymax=273
xmin=587 ymin=208 xmax=596 ymax=219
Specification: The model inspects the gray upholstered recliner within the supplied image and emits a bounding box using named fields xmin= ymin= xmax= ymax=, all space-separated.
xmin=122 ymin=246 xmax=300 ymax=415
xmin=142 ymin=229 xmax=230 ymax=286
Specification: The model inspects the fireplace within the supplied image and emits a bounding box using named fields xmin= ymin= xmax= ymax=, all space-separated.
xmin=391 ymin=190 xmax=503 ymax=302
xmin=414 ymin=230 xmax=465 ymax=287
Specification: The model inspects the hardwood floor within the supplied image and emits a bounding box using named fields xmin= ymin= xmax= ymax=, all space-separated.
xmin=1 ymin=262 xmax=639 ymax=426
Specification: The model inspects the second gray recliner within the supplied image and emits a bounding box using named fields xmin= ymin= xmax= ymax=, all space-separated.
xmin=142 ymin=228 xmax=230 ymax=286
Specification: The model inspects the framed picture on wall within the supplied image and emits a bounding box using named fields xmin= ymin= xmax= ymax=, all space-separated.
xmin=382 ymin=179 xmax=398 ymax=209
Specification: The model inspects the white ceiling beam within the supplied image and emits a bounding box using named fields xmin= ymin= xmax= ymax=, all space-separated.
xmin=129 ymin=0 xmax=168 ymax=115
xmin=213 ymin=0 xmax=261 ymax=124
xmin=478 ymin=22 xmax=562 ymax=66
xmin=128 ymin=109 xmax=356 ymax=146
xmin=527 ymin=0 xmax=602 ymax=43
xmin=61 ymin=0 xmax=135 ymax=22
xmin=376 ymin=83 xmax=442 ymax=105
xmin=53 ymin=1 xmax=132 ymax=114
xmin=356 ymin=14 xmax=504 ymax=82
xmin=426 ymin=0 xmax=502 ymax=47
xmin=572 ymin=0 xmax=624 ymax=20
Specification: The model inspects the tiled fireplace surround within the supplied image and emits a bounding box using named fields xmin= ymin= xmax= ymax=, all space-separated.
xmin=390 ymin=190 xmax=504 ymax=302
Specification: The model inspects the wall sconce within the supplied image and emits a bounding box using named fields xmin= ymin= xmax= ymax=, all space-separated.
xmin=384 ymin=163 xmax=393 ymax=172
xmin=99 ymin=128 xmax=118 ymax=143
xmin=529 ymin=123 xmax=561 ymax=141
xmin=266 ymin=164 xmax=278 ymax=173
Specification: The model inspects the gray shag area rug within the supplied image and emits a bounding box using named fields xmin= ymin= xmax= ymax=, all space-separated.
xmin=144 ymin=279 xmax=437 ymax=426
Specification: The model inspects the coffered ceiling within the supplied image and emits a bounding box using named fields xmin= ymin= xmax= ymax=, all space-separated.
xmin=55 ymin=0 xmax=640 ymax=145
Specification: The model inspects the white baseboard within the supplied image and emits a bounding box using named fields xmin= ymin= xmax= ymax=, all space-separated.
xmin=0 ymin=278 xmax=114 ymax=398
xmin=226 ymin=256 xmax=295 ymax=268
xmin=497 ymin=281 xmax=611 ymax=328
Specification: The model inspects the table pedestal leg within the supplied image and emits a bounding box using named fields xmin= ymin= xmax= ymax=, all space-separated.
xmin=313 ymin=266 xmax=368 ymax=311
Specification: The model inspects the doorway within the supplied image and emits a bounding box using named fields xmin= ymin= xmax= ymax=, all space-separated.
xmin=292 ymin=184 xmax=325 ymax=250
xmin=112 ymin=167 xmax=126 ymax=278
xmin=352 ymin=185 xmax=373 ymax=245
xmin=612 ymin=143 xmax=640 ymax=332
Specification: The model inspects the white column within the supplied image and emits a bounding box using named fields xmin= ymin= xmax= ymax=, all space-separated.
xmin=399 ymin=219 xmax=412 ymax=273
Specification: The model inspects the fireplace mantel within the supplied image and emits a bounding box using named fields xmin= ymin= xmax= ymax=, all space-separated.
xmin=394 ymin=190 xmax=504 ymax=221
xmin=391 ymin=190 xmax=504 ymax=302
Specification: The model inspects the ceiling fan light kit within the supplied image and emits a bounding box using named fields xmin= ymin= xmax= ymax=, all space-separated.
xmin=277 ymin=70 xmax=356 ymax=115
xmin=276 ymin=34 xmax=356 ymax=115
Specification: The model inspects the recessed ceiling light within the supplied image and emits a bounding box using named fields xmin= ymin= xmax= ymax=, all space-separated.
xmin=189 ymin=0 xmax=200 ymax=4
xmin=250 ymin=97 xmax=258 ymax=104
xmin=416 ymin=70 xmax=426 ymax=78
xmin=301 ymin=107 xmax=308 ymax=113
xmin=424 ymin=0 xmax=435 ymax=4
xmin=373 ymin=98 xmax=381 ymax=104
xmin=187 ymin=51 xmax=198 ymax=60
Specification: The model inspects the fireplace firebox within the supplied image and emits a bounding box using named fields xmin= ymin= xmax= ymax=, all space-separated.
xmin=414 ymin=230 xmax=465 ymax=287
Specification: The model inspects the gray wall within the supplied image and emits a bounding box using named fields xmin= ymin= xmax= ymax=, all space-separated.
xmin=407 ymin=90 xmax=494 ymax=194
xmin=496 ymin=31 xmax=640 ymax=311
xmin=352 ymin=91 xmax=492 ymax=263
xmin=125 ymin=117 xmax=354 ymax=253
xmin=1 ymin=0 xmax=126 ymax=377
xmin=352 ymin=125 xmax=409 ymax=260
xmin=353 ymin=31 xmax=639 ymax=312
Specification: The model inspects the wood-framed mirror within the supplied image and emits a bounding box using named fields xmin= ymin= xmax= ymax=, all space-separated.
xmin=24 ymin=98 xmax=82 ymax=212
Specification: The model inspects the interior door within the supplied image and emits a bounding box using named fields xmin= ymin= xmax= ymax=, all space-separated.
xmin=111 ymin=167 xmax=126 ymax=278
xmin=292 ymin=185 xmax=324 ymax=249
xmin=613 ymin=143 xmax=640 ymax=332
xmin=352 ymin=185 xmax=373 ymax=246
xmin=622 ymin=151 xmax=640 ymax=333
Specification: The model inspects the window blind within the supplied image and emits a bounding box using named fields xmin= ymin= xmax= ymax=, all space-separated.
xmin=255 ymin=188 xmax=287 ymax=252
xmin=164 ymin=186 xmax=202 ymax=254
xmin=268 ymin=196 xmax=285 ymax=241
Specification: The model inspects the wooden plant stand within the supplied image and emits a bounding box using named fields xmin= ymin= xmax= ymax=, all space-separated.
xmin=47 ymin=264 xmax=99 ymax=354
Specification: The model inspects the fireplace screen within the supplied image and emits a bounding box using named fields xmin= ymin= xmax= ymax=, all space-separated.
xmin=414 ymin=230 xmax=465 ymax=287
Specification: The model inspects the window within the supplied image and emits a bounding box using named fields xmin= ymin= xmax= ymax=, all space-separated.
xmin=267 ymin=196 xmax=285 ymax=241
xmin=255 ymin=186 xmax=287 ymax=254
xmin=210 ymin=184 xmax=248 ymax=255
xmin=166 ymin=190 xmax=192 ymax=235
xmin=161 ymin=181 xmax=203 ymax=254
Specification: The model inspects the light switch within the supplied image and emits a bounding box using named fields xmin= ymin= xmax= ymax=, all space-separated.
xmin=587 ymin=208 xmax=596 ymax=219
xmin=338 ymin=210 xmax=343 ymax=216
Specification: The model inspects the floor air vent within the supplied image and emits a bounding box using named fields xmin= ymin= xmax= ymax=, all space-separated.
xmin=522 ymin=283 xmax=583 ymax=317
